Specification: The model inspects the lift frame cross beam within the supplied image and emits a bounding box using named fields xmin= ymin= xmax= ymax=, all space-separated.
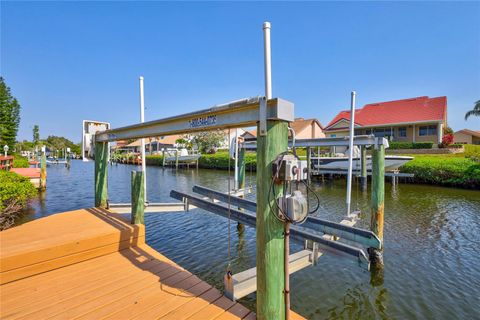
xmin=94 ymin=97 xmax=294 ymax=142
xmin=243 ymin=135 xmax=389 ymax=149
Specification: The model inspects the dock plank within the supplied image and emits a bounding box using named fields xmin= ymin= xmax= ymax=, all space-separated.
xmin=0 ymin=208 xmax=306 ymax=320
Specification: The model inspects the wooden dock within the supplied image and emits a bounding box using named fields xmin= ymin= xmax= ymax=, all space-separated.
xmin=10 ymin=168 xmax=41 ymax=188
xmin=0 ymin=208 xmax=304 ymax=319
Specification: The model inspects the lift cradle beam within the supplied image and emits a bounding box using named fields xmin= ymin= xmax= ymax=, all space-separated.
xmin=95 ymin=97 xmax=294 ymax=143
xmin=191 ymin=185 xmax=381 ymax=249
xmin=169 ymin=189 xmax=370 ymax=265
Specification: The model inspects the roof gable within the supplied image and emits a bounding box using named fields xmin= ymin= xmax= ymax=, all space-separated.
xmin=325 ymin=96 xmax=447 ymax=130
xmin=456 ymin=129 xmax=480 ymax=138
xmin=289 ymin=118 xmax=323 ymax=133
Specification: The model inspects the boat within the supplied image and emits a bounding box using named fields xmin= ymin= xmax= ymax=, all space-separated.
xmin=313 ymin=155 xmax=413 ymax=171
xmin=312 ymin=146 xmax=413 ymax=171
xmin=46 ymin=158 xmax=68 ymax=165
xmin=164 ymin=148 xmax=201 ymax=163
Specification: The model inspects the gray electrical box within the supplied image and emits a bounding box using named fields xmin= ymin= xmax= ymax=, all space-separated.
xmin=273 ymin=155 xmax=308 ymax=181
xmin=279 ymin=191 xmax=309 ymax=222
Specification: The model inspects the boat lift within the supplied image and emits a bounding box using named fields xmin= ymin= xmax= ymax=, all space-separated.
xmin=93 ymin=94 xmax=384 ymax=308
xmin=170 ymin=184 xmax=380 ymax=301
xmin=91 ymin=21 xmax=386 ymax=320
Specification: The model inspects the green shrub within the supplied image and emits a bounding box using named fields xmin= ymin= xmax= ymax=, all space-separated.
xmin=389 ymin=141 xmax=434 ymax=149
xmin=198 ymin=151 xmax=257 ymax=171
xmin=413 ymin=142 xmax=434 ymax=149
xmin=448 ymin=143 xmax=464 ymax=149
xmin=465 ymin=144 xmax=480 ymax=162
xmin=0 ymin=171 xmax=37 ymax=230
xmin=401 ymin=155 xmax=480 ymax=188
xmin=13 ymin=155 xmax=29 ymax=168
xmin=0 ymin=171 xmax=37 ymax=210
xmin=145 ymin=155 xmax=164 ymax=166
xmin=389 ymin=142 xmax=413 ymax=149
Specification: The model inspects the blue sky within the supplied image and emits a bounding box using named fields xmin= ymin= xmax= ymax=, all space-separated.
xmin=1 ymin=1 xmax=479 ymax=142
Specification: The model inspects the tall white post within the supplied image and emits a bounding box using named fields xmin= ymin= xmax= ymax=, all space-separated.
xmin=139 ymin=76 xmax=147 ymax=202
xmin=346 ymin=91 xmax=356 ymax=216
xmin=263 ymin=22 xmax=272 ymax=100
xmin=234 ymin=128 xmax=239 ymax=190
xmin=438 ymin=122 xmax=443 ymax=144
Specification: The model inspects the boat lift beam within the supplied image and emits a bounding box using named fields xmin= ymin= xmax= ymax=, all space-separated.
xmin=94 ymin=97 xmax=294 ymax=143
xmin=170 ymin=189 xmax=370 ymax=265
xmin=191 ymin=184 xmax=381 ymax=249
xmin=243 ymin=135 xmax=389 ymax=149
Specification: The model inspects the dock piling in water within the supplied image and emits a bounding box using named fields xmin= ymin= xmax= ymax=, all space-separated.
xmin=256 ymin=120 xmax=288 ymax=320
xmin=131 ymin=171 xmax=145 ymax=224
xmin=360 ymin=145 xmax=367 ymax=191
xmin=369 ymin=143 xmax=385 ymax=268
xmin=94 ymin=141 xmax=109 ymax=208
xmin=40 ymin=152 xmax=47 ymax=190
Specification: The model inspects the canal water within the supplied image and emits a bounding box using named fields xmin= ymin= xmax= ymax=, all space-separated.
xmin=21 ymin=160 xmax=480 ymax=319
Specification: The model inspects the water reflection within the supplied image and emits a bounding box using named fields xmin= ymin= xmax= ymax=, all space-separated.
xmin=326 ymin=285 xmax=388 ymax=320
xmin=19 ymin=160 xmax=480 ymax=319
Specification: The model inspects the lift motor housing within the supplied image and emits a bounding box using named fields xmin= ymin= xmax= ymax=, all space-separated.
xmin=272 ymin=154 xmax=308 ymax=182
xmin=278 ymin=190 xmax=309 ymax=222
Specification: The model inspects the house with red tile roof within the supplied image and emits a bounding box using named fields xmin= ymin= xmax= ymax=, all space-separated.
xmin=454 ymin=129 xmax=480 ymax=145
xmin=324 ymin=96 xmax=447 ymax=144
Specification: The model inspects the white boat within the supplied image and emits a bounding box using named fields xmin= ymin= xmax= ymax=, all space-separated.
xmin=313 ymin=155 xmax=413 ymax=171
xmin=312 ymin=147 xmax=413 ymax=171
xmin=164 ymin=148 xmax=201 ymax=163
xmin=46 ymin=158 xmax=68 ymax=165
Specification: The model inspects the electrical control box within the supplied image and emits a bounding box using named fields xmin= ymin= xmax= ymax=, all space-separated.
xmin=272 ymin=155 xmax=308 ymax=181
xmin=278 ymin=191 xmax=309 ymax=222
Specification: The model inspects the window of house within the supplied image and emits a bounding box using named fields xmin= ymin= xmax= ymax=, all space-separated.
xmin=365 ymin=129 xmax=372 ymax=135
xmin=398 ymin=127 xmax=407 ymax=137
xmin=373 ymin=128 xmax=386 ymax=137
xmin=419 ymin=125 xmax=437 ymax=136
xmin=330 ymin=134 xmax=337 ymax=138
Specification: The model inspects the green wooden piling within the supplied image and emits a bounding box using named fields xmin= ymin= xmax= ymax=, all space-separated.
xmin=94 ymin=141 xmax=109 ymax=208
xmin=361 ymin=146 xmax=367 ymax=191
xmin=131 ymin=171 xmax=145 ymax=224
xmin=238 ymin=148 xmax=246 ymax=191
xmin=370 ymin=144 xmax=385 ymax=268
xmin=256 ymin=120 xmax=288 ymax=320
xmin=40 ymin=152 xmax=47 ymax=190
xmin=237 ymin=147 xmax=246 ymax=231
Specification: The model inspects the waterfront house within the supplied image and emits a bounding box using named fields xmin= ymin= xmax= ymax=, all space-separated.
xmin=239 ymin=118 xmax=325 ymax=141
xmin=324 ymin=96 xmax=448 ymax=145
xmin=454 ymin=129 xmax=480 ymax=145
xmin=289 ymin=117 xmax=325 ymax=139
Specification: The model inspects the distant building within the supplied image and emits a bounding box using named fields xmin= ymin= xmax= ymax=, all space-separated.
xmin=240 ymin=129 xmax=257 ymax=141
xmin=239 ymin=118 xmax=325 ymax=141
xmin=289 ymin=118 xmax=325 ymax=139
xmin=454 ymin=129 xmax=480 ymax=145
xmin=324 ymin=96 xmax=448 ymax=145
xmin=114 ymin=135 xmax=182 ymax=154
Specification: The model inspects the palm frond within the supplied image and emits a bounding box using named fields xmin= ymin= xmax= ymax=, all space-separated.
xmin=465 ymin=100 xmax=480 ymax=120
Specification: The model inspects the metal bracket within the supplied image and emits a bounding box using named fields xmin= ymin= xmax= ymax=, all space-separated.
xmin=259 ymin=97 xmax=267 ymax=136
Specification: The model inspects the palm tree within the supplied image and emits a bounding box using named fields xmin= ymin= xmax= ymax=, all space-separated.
xmin=465 ymin=100 xmax=480 ymax=120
